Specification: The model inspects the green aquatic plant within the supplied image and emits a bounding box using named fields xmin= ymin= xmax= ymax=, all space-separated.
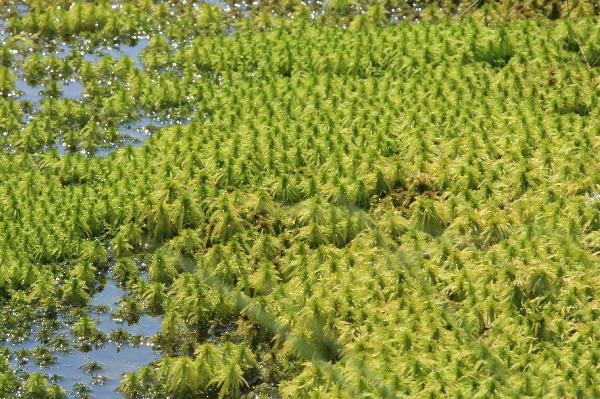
xmin=142 ymin=282 xmax=165 ymax=314
xmin=80 ymin=360 xmax=103 ymax=376
xmin=212 ymin=359 xmax=249 ymax=399
xmin=118 ymin=372 xmax=143 ymax=399
xmin=582 ymin=36 xmax=600 ymax=66
xmin=209 ymin=203 xmax=244 ymax=244
xmin=113 ymin=296 xmax=142 ymax=324
xmin=149 ymin=252 xmax=176 ymax=285
xmin=165 ymin=356 xmax=199 ymax=397
xmin=31 ymin=347 xmax=56 ymax=367
xmin=71 ymin=262 xmax=96 ymax=288
xmin=113 ymin=258 xmax=139 ymax=284
xmin=250 ymin=262 xmax=281 ymax=295
xmin=0 ymin=67 xmax=15 ymax=97
xmin=71 ymin=315 xmax=104 ymax=343
xmin=61 ymin=277 xmax=90 ymax=307
xmin=22 ymin=373 xmax=66 ymax=399
xmin=411 ymin=198 xmax=445 ymax=237
xmin=473 ymin=28 xmax=515 ymax=67
xmin=156 ymin=310 xmax=188 ymax=353
xmin=0 ymin=3 xmax=599 ymax=398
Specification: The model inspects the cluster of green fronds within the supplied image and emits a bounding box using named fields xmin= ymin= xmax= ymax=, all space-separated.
xmin=0 ymin=2 xmax=599 ymax=398
xmin=119 ymin=342 xmax=258 ymax=398
xmin=1 ymin=0 xmax=599 ymax=44
xmin=13 ymin=373 xmax=66 ymax=398
xmin=0 ymin=33 xmax=197 ymax=153
xmin=1 ymin=7 xmax=598 ymax=155
xmin=0 ymin=352 xmax=20 ymax=397
xmin=1 ymin=0 xmax=599 ymax=29
xmin=226 ymin=0 xmax=600 ymax=22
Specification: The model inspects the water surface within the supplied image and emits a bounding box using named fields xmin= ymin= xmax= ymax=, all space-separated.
xmin=84 ymin=38 xmax=150 ymax=69
xmin=6 ymin=272 xmax=162 ymax=398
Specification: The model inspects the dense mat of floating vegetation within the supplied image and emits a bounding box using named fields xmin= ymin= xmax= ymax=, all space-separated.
xmin=0 ymin=0 xmax=599 ymax=398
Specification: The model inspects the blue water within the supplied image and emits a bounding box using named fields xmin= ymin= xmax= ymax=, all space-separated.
xmin=15 ymin=78 xmax=83 ymax=102
xmin=16 ymin=4 xmax=29 ymax=15
xmin=206 ymin=0 xmax=228 ymax=9
xmin=15 ymin=77 xmax=84 ymax=126
xmin=117 ymin=118 xmax=167 ymax=143
xmin=95 ymin=116 xmax=192 ymax=157
xmin=84 ymin=38 xmax=150 ymax=69
xmin=0 ymin=18 xmax=7 ymax=44
xmin=15 ymin=78 xmax=44 ymax=104
xmin=61 ymin=80 xmax=85 ymax=100
xmin=56 ymin=43 xmax=72 ymax=59
xmin=9 ymin=33 xmax=192 ymax=157
xmin=11 ymin=342 xmax=159 ymax=397
xmin=5 ymin=272 xmax=162 ymax=398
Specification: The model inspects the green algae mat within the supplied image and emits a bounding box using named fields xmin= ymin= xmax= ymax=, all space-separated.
xmin=0 ymin=1 xmax=599 ymax=398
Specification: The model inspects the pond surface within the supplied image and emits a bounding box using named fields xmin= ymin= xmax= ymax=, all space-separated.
xmin=5 ymin=272 xmax=162 ymax=398
xmin=15 ymin=76 xmax=85 ymax=126
xmin=15 ymin=78 xmax=43 ymax=104
xmin=84 ymin=38 xmax=150 ymax=69
xmin=116 ymin=117 xmax=169 ymax=145
xmin=205 ymin=0 xmax=228 ymax=9
xmin=15 ymin=78 xmax=84 ymax=102
xmin=15 ymin=4 xmax=30 ymax=16
xmin=94 ymin=116 xmax=192 ymax=157
xmin=62 ymin=80 xmax=85 ymax=100
xmin=0 ymin=18 xmax=7 ymax=43
xmin=8 ymin=35 xmax=191 ymax=157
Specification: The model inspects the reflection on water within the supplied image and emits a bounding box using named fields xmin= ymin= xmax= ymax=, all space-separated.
xmin=11 ymin=343 xmax=159 ymax=398
xmin=5 ymin=271 xmax=162 ymax=398
xmin=96 ymin=116 xmax=192 ymax=158
xmin=62 ymin=80 xmax=85 ymax=100
xmin=117 ymin=117 xmax=168 ymax=144
xmin=205 ymin=0 xmax=228 ymax=9
xmin=16 ymin=4 xmax=30 ymax=16
xmin=15 ymin=77 xmax=84 ymax=102
xmin=15 ymin=78 xmax=43 ymax=104
xmin=84 ymin=38 xmax=150 ymax=69
xmin=0 ymin=18 xmax=7 ymax=43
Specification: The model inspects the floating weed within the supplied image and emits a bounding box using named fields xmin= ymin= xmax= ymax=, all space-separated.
xmin=0 ymin=2 xmax=599 ymax=399
xmin=90 ymin=374 xmax=107 ymax=386
xmin=80 ymin=360 xmax=103 ymax=376
xmin=82 ymin=37 xmax=150 ymax=70
xmin=32 ymin=347 xmax=57 ymax=367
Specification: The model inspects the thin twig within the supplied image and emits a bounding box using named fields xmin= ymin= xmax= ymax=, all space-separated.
xmin=458 ymin=0 xmax=481 ymax=18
